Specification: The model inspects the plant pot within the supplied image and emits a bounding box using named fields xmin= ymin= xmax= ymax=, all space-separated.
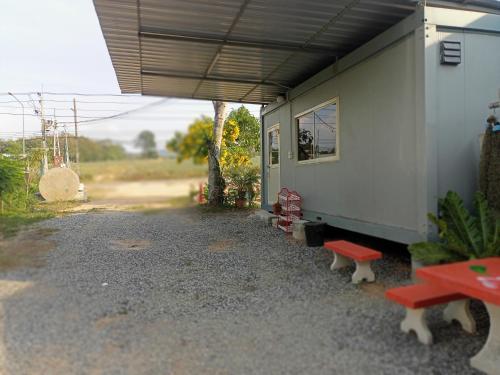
xmin=304 ymin=222 xmax=326 ymax=247
xmin=235 ymin=197 xmax=247 ymax=208
xmin=272 ymin=203 xmax=282 ymax=215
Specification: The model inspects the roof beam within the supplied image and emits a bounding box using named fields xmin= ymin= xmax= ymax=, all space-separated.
xmin=139 ymin=28 xmax=342 ymax=56
xmin=141 ymin=69 xmax=289 ymax=89
xmin=241 ymin=0 xmax=360 ymax=101
xmin=192 ymin=0 xmax=251 ymax=98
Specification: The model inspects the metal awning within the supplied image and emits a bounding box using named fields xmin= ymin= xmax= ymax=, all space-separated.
xmin=93 ymin=0 xmax=500 ymax=104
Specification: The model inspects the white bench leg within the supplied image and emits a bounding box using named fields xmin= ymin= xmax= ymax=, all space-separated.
xmin=330 ymin=252 xmax=351 ymax=271
xmin=443 ymin=299 xmax=476 ymax=334
xmin=401 ymin=308 xmax=433 ymax=345
xmin=351 ymin=260 xmax=375 ymax=284
xmin=471 ymin=303 xmax=500 ymax=375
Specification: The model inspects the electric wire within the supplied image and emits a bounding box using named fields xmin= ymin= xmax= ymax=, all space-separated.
xmin=0 ymin=92 xmax=147 ymax=97
xmin=0 ymin=98 xmax=170 ymax=122
xmin=0 ymin=105 xmax=129 ymax=112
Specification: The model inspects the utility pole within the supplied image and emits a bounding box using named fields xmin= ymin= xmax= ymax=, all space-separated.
xmin=64 ymin=124 xmax=70 ymax=167
xmin=72 ymin=98 xmax=80 ymax=175
xmin=53 ymin=109 xmax=57 ymax=158
xmin=39 ymin=92 xmax=49 ymax=175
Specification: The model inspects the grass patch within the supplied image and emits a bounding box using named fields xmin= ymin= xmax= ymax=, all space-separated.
xmin=0 ymin=227 xmax=58 ymax=271
xmin=0 ymin=201 xmax=79 ymax=239
xmin=0 ymin=201 xmax=81 ymax=270
xmin=79 ymin=158 xmax=207 ymax=182
xmin=0 ymin=211 xmax=55 ymax=239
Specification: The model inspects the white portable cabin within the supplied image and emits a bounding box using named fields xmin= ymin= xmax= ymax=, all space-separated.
xmin=261 ymin=6 xmax=500 ymax=244
xmin=93 ymin=0 xmax=500 ymax=244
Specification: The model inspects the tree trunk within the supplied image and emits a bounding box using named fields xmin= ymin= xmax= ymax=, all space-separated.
xmin=208 ymin=101 xmax=227 ymax=206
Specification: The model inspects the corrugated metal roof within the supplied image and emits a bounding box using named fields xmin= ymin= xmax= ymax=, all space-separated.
xmin=93 ymin=0 xmax=500 ymax=103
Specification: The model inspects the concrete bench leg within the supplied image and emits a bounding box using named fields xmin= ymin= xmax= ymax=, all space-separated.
xmin=471 ymin=303 xmax=500 ymax=375
xmin=401 ymin=308 xmax=433 ymax=345
xmin=443 ymin=299 xmax=476 ymax=334
xmin=351 ymin=260 xmax=375 ymax=284
xmin=330 ymin=252 xmax=351 ymax=271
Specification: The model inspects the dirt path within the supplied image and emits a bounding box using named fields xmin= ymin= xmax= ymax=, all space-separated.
xmin=76 ymin=178 xmax=206 ymax=211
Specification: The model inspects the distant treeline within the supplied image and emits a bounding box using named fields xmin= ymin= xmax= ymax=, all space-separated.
xmin=0 ymin=136 xmax=127 ymax=163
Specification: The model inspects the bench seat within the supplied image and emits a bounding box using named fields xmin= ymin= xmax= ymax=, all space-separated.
xmin=386 ymin=283 xmax=464 ymax=308
xmin=324 ymin=240 xmax=382 ymax=261
xmin=385 ymin=283 xmax=476 ymax=345
xmin=324 ymin=240 xmax=382 ymax=284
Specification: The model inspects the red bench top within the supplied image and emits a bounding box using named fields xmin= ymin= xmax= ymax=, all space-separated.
xmin=385 ymin=283 xmax=465 ymax=309
xmin=324 ymin=240 xmax=382 ymax=261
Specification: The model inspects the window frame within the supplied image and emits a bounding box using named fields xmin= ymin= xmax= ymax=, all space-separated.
xmin=295 ymin=97 xmax=340 ymax=165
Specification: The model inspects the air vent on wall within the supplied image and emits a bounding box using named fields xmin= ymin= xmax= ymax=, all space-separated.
xmin=440 ymin=41 xmax=461 ymax=65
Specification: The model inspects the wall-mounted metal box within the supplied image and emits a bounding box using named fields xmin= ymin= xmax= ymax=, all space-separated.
xmin=440 ymin=41 xmax=461 ymax=65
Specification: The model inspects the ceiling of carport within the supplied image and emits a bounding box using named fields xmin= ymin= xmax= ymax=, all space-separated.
xmin=93 ymin=0 xmax=500 ymax=104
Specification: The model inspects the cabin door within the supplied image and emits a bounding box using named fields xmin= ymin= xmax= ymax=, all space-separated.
xmin=266 ymin=124 xmax=280 ymax=205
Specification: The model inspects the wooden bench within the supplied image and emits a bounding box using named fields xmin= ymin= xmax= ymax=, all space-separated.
xmin=324 ymin=240 xmax=382 ymax=284
xmin=385 ymin=283 xmax=476 ymax=345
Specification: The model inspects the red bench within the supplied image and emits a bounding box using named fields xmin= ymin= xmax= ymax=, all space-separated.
xmin=385 ymin=283 xmax=476 ymax=345
xmin=324 ymin=240 xmax=382 ymax=284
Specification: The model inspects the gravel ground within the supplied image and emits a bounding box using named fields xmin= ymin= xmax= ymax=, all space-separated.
xmin=0 ymin=208 xmax=489 ymax=375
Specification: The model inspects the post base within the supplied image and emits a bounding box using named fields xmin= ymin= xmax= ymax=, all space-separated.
xmin=401 ymin=308 xmax=433 ymax=345
xmin=352 ymin=261 xmax=375 ymax=284
xmin=330 ymin=253 xmax=351 ymax=271
xmin=443 ymin=299 xmax=476 ymax=334
xmin=471 ymin=303 xmax=500 ymax=375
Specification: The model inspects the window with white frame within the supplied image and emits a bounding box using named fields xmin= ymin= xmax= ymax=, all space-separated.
xmin=297 ymin=100 xmax=338 ymax=162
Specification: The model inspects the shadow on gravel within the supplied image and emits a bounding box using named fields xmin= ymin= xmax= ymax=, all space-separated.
xmin=0 ymin=228 xmax=58 ymax=271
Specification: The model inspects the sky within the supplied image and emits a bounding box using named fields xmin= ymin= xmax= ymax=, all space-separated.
xmin=0 ymin=0 xmax=261 ymax=152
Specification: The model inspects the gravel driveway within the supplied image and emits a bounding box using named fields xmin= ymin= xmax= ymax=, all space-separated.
xmin=0 ymin=208 xmax=489 ymax=374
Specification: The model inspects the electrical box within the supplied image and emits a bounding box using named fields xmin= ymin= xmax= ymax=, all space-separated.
xmin=440 ymin=41 xmax=461 ymax=65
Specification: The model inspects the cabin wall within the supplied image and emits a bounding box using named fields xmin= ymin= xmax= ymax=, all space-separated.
xmin=263 ymin=32 xmax=424 ymax=244
xmin=425 ymin=27 xmax=500 ymax=205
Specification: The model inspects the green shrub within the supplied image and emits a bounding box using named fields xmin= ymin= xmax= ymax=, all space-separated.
xmin=409 ymin=191 xmax=500 ymax=264
xmin=224 ymin=165 xmax=260 ymax=206
xmin=0 ymin=157 xmax=24 ymax=213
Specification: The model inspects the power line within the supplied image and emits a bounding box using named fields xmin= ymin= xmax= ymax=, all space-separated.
xmin=0 ymin=132 xmax=42 ymax=136
xmin=0 ymin=112 xmax=103 ymax=119
xmin=57 ymin=98 xmax=170 ymax=124
xmin=0 ymin=99 xmax=158 ymax=105
xmin=0 ymin=92 xmax=137 ymax=97
xmin=0 ymin=98 xmax=218 ymax=105
xmin=0 ymin=105 xmax=127 ymax=112
xmin=0 ymin=112 xmax=215 ymax=121
xmin=1 ymin=98 xmax=167 ymax=120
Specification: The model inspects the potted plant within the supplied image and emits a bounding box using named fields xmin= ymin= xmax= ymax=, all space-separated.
xmin=235 ymin=189 xmax=247 ymax=208
xmin=225 ymin=166 xmax=260 ymax=209
xmin=408 ymin=191 xmax=500 ymax=267
xmin=272 ymin=201 xmax=282 ymax=215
